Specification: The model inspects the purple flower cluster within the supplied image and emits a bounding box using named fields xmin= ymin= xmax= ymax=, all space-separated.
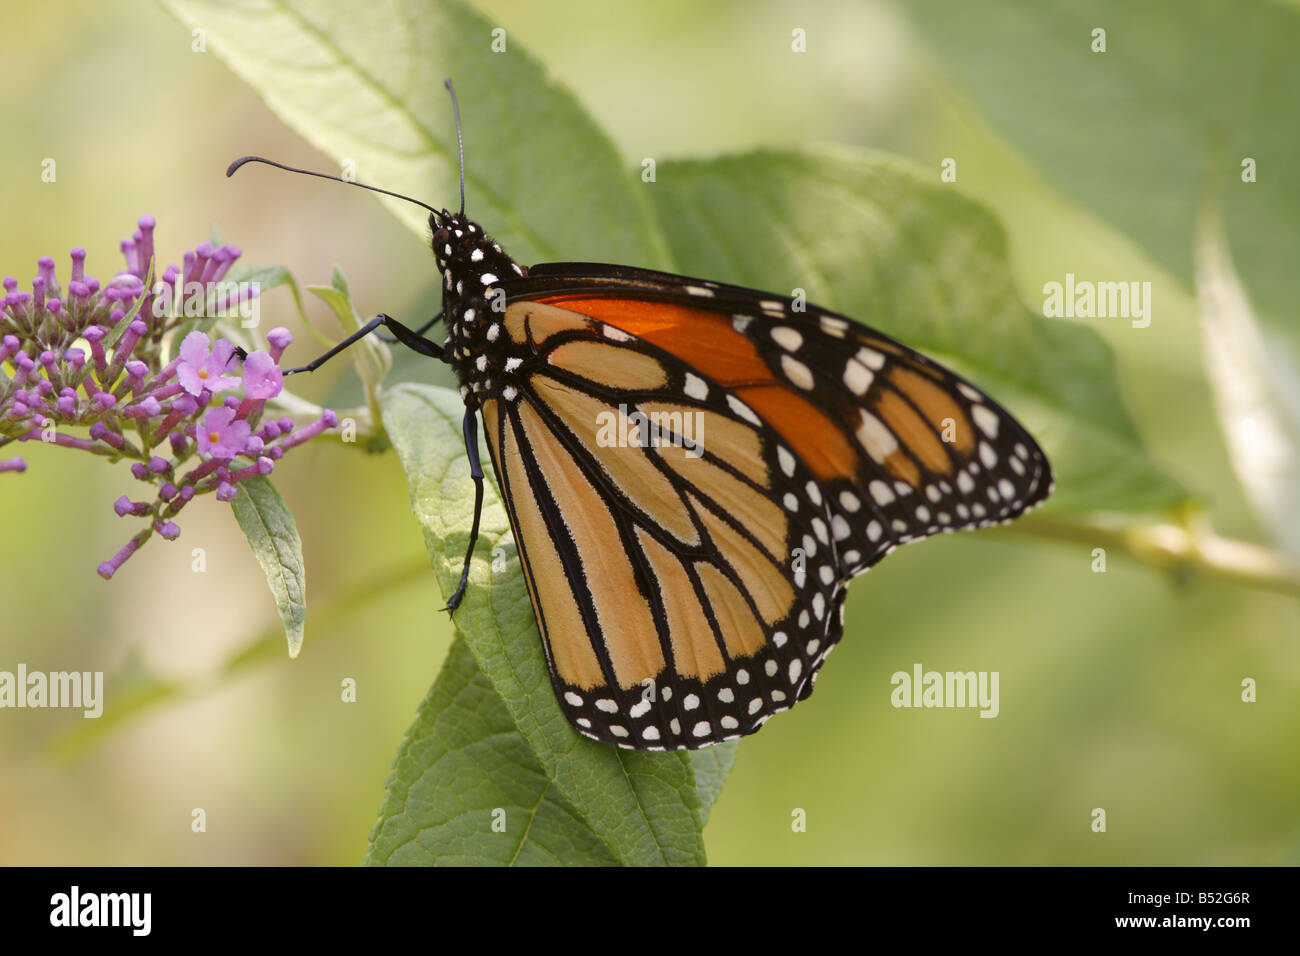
xmin=0 ymin=217 xmax=336 ymax=579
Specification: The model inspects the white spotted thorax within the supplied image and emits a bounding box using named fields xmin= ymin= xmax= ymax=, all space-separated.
xmin=429 ymin=210 xmax=528 ymax=403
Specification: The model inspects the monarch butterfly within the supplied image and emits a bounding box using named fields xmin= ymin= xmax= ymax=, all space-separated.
xmin=228 ymin=80 xmax=1051 ymax=751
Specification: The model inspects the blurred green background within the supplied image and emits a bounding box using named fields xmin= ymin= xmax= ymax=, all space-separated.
xmin=1 ymin=0 xmax=1296 ymax=865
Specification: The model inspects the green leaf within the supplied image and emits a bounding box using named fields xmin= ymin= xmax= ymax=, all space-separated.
xmin=329 ymin=266 xmax=350 ymax=297
xmin=379 ymin=382 xmax=732 ymax=866
xmin=303 ymin=266 xmax=363 ymax=340
xmin=650 ymin=148 xmax=1188 ymax=513
xmin=899 ymin=0 xmax=1300 ymax=353
xmin=304 ymin=283 xmax=355 ymax=329
xmin=366 ymin=636 xmax=619 ymax=866
xmin=160 ymin=0 xmax=670 ymax=269
xmin=230 ymin=475 xmax=307 ymax=658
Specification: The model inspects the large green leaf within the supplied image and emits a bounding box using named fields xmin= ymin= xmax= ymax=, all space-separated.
xmin=650 ymin=148 xmax=1187 ymax=513
xmin=366 ymin=636 xmax=619 ymax=866
xmin=898 ymin=0 xmax=1300 ymax=352
xmin=161 ymin=0 xmax=669 ymax=268
xmin=378 ymin=383 xmax=733 ymax=866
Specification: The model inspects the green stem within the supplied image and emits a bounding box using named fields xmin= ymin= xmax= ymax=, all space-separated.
xmin=1004 ymin=512 xmax=1300 ymax=599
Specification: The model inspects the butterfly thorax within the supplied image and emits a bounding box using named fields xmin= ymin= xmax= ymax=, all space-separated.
xmin=429 ymin=210 xmax=528 ymax=404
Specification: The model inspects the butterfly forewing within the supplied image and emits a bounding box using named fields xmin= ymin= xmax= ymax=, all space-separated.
xmin=512 ymin=265 xmax=1052 ymax=556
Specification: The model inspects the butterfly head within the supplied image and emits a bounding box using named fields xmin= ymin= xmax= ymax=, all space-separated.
xmin=428 ymin=209 xmax=527 ymax=311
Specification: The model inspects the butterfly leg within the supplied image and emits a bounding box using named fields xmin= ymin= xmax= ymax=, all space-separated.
xmin=377 ymin=309 xmax=444 ymax=344
xmin=444 ymin=405 xmax=485 ymax=614
xmin=282 ymin=313 xmax=445 ymax=375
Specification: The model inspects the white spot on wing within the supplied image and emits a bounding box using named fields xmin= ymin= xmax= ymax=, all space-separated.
xmin=855 ymin=410 xmax=899 ymax=462
xmin=771 ymin=326 xmax=803 ymax=351
xmin=684 ymin=372 xmax=708 ymax=401
xmin=727 ymin=394 xmax=761 ymax=425
xmin=869 ymin=480 xmax=895 ymax=506
xmin=777 ymin=446 xmax=796 ymax=477
xmin=971 ymin=404 xmax=1000 ymax=438
xmin=781 ymin=354 xmax=814 ymax=390
xmin=856 ymin=347 xmax=886 ymax=370
xmin=843 ymin=358 xmax=874 ymax=395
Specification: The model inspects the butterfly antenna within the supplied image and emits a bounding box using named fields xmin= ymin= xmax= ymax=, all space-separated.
xmin=445 ymin=77 xmax=466 ymax=215
xmin=224 ymin=156 xmax=441 ymax=218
